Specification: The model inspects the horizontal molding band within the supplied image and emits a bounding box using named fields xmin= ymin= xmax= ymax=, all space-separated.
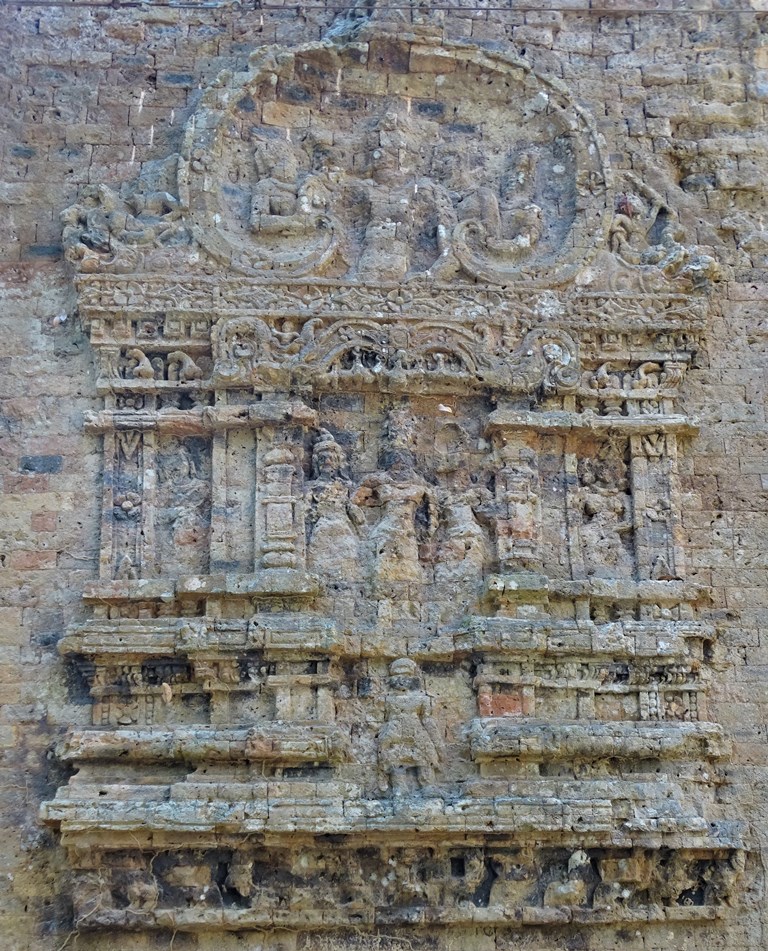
xmin=469 ymin=719 xmax=728 ymax=763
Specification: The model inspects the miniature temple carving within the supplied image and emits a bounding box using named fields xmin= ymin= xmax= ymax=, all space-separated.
xmin=42 ymin=24 xmax=745 ymax=938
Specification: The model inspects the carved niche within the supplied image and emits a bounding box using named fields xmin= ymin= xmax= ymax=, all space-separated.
xmin=42 ymin=27 xmax=745 ymax=937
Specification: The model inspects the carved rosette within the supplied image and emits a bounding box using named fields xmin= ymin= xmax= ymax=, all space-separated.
xmin=43 ymin=26 xmax=744 ymax=938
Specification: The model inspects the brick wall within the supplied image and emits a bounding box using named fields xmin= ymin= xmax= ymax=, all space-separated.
xmin=1 ymin=3 xmax=767 ymax=949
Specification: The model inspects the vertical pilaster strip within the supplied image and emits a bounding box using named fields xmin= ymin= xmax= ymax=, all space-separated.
xmin=629 ymin=434 xmax=650 ymax=581
xmin=564 ymin=437 xmax=586 ymax=582
xmin=210 ymin=428 xmax=229 ymax=573
xmin=99 ymin=431 xmax=116 ymax=581
xmin=666 ymin=433 xmax=687 ymax=581
xmin=631 ymin=433 xmax=679 ymax=583
xmin=140 ymin=430 xmax=157 ymax=578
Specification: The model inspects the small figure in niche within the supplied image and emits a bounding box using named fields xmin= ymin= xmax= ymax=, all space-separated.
xmin=579 ymin=451 xmax=634 ymax=580
xmin=159 ymin=443 xmax=210 ymax=574
xmin=353 ymin=408 xmax=438 ymax=584
xmin=434 ymin=427 xmax=491 ymax=584
xmin=306 ymin=429 xmax=365 ymax=577
xmin=376 ymin=657 xmax=441 ymax=799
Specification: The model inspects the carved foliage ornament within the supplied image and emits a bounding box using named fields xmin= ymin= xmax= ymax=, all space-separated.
xmin=211 ymin=316 xmax=580 ymax=395
xmin=60 ymin=34 xmax=722 ymax=294
xmin=176 ymin=39 xmax=610 ymax=287
xmin=43 ymin=26 xmax=743 ymax=941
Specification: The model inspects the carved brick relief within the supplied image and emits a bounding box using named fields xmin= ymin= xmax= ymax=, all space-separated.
xmin=42 ymin=26 xmax=744 ymax=937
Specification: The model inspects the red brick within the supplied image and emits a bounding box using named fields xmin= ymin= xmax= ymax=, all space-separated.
xmin=2 ymin=474 xmax=50 ymax=493
xmin=30 ymin=512 xmax=56 ymax=532
xmin=9 ymin=550 xmax=57 ymax=570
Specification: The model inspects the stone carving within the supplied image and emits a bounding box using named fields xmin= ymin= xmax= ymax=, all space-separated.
xmin=64 ymin=844 xmax=744 ymax=929
xmin=157 ymin=440 xmax=211 ymax=576
xmin=212 ymin=315 xmax=580 ymax=397
xmin=44 ymin=25 xmax=741 ymax=944
xmin=582 ymin=359 xmax=688 ymax=415
xmin=306 ymin=429 xmax=364 ymax=577
xmin=247 ymin=134 xmax=341 ymax=275
xmin=58 ymin=32 xmax=724 ymax=313
xmin=108 ymin=428 xmax=148 ymax=579
xmin=435 ymin=467 xmax=491 ymax=585
xmin=609 ymin=173 xmax=720 ymax=289
xmin=126 ymin=347 xmax=154 ymax=380
xmin=579 ymin=445 xmax=634 ymax=580
xmin=257 ymin=441 xmax=309 ymax=572
xmin=376 ymin=658 xmax=441 ymax=797
xmin=166 ymin=351 xmax=205 ymax=383
xmin=126 ymin=876 xmax=159 ymax=913
xmin=438 ymin=147 xmax=557 ymax=284
xmin=484 ymin=443 xmax=542 ymax=572
xmin=356 ymin=112 xmax=456 ymax=282
xmin=543 ymin=850 xmax=593 ymax=907
xmin=177 ymin=40 xmax=608 ymax=286
xmin=77 ymin=274 xmax=709 ymax=335
xmin=353 ymin=408 xmax=437 ymax=584
xmin=61 ymin=158 xmax=189 ymax=274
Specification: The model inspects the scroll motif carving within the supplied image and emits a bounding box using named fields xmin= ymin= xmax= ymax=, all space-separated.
xmin=61 ymin=160 xmax=189 ymax=274
xmin=177 ymin=43 xmax=609 ymax=287
xmin=212 ymin=318 xmax=580 ymax=396
xmin=609 ymin=172 xmax=720 ymax=290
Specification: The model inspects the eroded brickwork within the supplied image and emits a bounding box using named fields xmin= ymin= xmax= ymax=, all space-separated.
xmin=1 ymin=4 xmax=768 ymax=951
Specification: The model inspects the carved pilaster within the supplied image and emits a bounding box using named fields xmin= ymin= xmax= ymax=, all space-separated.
xmin=257 ymin=441 xmax=305 ymax=571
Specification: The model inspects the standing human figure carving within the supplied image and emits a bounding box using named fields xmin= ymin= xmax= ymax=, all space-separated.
xmin=353 ymin=408 xmax=437 ymax=585
xmin=376 ymin=657 xmax=441 ymax=798
xmin=579 ymin=452 xmax=634 ymax=579
xmin=306 ymin=429 xmax=364 ymax=577
xmin=435 ymin=462 xmax=491 ymax=584
xmin=159 ymin=442 xmax=210 ymax=575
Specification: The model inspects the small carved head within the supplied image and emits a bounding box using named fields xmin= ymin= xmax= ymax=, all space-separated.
xmin=388 ymin=657 xmax=422 ymax=692
xmin=312 ymin=429 xmax=346 ymax=480
xmin=615 ymin=192 xmax=644 ymax=218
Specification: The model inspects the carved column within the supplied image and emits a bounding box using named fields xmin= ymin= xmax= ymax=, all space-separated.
xmin=486 ymin=424 xmax=543 ymax=574
xmin=203 ymin=400 xmax=315 ymax=577
xmin=257 ymin=440 xmax=305 ymax=571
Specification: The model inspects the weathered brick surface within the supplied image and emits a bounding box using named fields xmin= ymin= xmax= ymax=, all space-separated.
xmin=1 ymin=3 xmax=768 ymax=949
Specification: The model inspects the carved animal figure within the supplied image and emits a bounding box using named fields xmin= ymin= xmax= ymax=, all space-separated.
xmin=167 ymin=351 xmax=204 ymax=382
xmin=127 ymin=348 xmax=155 ymax=380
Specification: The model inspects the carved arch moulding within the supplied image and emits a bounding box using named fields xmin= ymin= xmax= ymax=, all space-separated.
xmin=42 ymin=27 xmax=745 ymax=935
